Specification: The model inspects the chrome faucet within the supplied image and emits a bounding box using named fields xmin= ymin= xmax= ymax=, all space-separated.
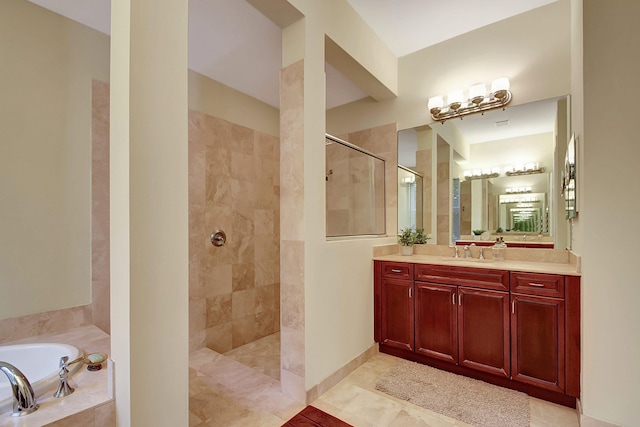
xmin=478 ymin=247 xmax=484 ymax=260
xmin=453 ymin=246 xmax=460 ymax=258
xmin=54 ymin=356 xmax=74 ymax=398
xmin=0 ymin=361 xmax=38 ymax=417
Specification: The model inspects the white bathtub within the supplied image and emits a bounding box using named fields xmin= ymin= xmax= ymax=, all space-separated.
xmin=0 ymin=343 xmax=81 ymax=413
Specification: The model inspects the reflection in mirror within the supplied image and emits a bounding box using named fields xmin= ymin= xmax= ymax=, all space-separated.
xmin=563 ymin=134 xmax=577 ymax=219
xmin=398 ymin=96 xmax=570 ymax=248
xmin=397 ymin=166 xmax=423 ymax=233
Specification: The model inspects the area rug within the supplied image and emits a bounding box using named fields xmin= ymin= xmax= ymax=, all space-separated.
xmin=375 ymin=360 xmax=529 ymax=427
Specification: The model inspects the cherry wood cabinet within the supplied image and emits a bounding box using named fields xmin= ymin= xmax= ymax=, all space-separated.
xmin=380 ymin=277 xmax=414 ymax=351
xmin=511 ymin=272 xmax=566 ymax=393
xmin=415 ymin=282 xmax=457 ymax=363
xmin=375 ymin=261 xmax=415 ymax=351
xmin=458 ymin=286 xmax=510 ymax=378
xmin=373 ymin=260 xmax=581 ymax=408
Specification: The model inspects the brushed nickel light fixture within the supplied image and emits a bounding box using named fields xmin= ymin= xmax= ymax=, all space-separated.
xmin=428 ymin=77 xmax=512 ymax=123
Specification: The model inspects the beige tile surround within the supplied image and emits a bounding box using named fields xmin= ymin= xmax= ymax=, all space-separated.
xmin=0 ymin=326 xmax=112 ymax=427
xmin=188 ymin=109 xmax=281 ymax=354
xmin=279 ymin=59 xmax=306 ymax=402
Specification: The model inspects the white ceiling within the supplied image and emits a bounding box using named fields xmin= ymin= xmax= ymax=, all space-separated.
xmin=27 ymin=0 xmax=557 ymax=111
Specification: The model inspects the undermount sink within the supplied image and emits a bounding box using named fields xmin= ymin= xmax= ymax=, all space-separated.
xmin=440 ymin=257 xmax=494 ymax=263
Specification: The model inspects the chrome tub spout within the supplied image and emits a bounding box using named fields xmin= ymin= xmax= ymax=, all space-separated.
xmin=0 ymin=361 xmax=38 ymax=416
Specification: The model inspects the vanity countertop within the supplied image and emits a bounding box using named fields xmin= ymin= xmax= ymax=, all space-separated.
xmin=374 ymin=253 xmax=581 ymax=276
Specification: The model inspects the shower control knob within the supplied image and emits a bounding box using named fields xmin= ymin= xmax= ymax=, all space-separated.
xmin=210 ymin=229 xmax=226 ymax=247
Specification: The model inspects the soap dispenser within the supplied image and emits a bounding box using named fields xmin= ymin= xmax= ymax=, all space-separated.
xmin=493 ymin=237 xmax=506 ymax=261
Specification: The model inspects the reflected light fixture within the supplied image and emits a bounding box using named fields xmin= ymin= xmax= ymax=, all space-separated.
xmin=504 ymin=163 xmax=545 ymax=176
xmin=428 ymin=77 xmax=512 ymax=123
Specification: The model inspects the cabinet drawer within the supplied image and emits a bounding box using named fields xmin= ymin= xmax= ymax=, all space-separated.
xmin=511 ymin=272 xmax=565 ymax=298
xmin=415 ymin=264 xmax=509 ymax=291
xmin=380 ymin=261 xmax=413 ymax=280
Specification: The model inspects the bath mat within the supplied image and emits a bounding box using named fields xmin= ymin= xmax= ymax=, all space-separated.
xmin=375 ymin=359 xmax=529 ymax=427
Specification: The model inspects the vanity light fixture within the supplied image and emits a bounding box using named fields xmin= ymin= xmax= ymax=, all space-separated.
xmin=428 ymin=77 xmax=512 ymax=123
xmin=504 ymin=162 xmax=546 ymax=176
xmin=506 ymin=186 xmax=532 ymax=194
xmin=463 ymin=167 xmax=501 ymax=180
xmin=500 ymin=196 xmax=540 ymax=204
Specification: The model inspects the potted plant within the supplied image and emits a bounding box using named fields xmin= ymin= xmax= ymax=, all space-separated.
xmin=413 ymin=228 xmax=431 ymax=245
xmin=398 ymin=227 xmax=415 ymax=256
xmin=472 ymin=229 xmax=485 ymax=241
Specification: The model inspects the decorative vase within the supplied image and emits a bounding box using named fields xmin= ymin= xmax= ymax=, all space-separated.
xmin=401 ymin=245 xmax=413 ymax=256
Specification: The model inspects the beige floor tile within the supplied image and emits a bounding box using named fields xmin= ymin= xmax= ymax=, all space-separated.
xmin=190 ymin=338 xmax=579 ymax=427
xmin=389 ymin=407 xmax=457 ymax=427
xmin=340 ymin=387 xmax=406 ymax=427
xmin=529 ymin=397 xmax=579 ymax=427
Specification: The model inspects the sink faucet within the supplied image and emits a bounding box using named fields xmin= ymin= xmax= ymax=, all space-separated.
xmin=0 ymin=361 xmax=39 ymax=417
xmin=463 ymin=243 xmax=475 ymax=258
xmin=453 ymin=246 xmax=460 ymax=258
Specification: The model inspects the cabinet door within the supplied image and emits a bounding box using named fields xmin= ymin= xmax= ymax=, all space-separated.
xmin=458 ymin=287 xmax=510 ymax=378
xmin=415 ymin=282 xmax=458 ymax=364
xmin=511 ymin=294 xmax=565 ymax=393
xmin=380 ymin=277 xmax=414 ymax=351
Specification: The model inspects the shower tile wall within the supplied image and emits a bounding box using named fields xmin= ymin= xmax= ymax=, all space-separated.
xmin=91 ymin=79 xmax=111 ymax=334
xmin=188 ymin=110 xmax=280 ymax=353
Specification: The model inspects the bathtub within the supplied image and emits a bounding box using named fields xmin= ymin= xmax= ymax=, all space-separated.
xmin=0 ymin=343 xmax=81 ymax=414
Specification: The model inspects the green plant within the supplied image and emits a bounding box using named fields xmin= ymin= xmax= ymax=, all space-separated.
xmin=496 ymin=227 xmax=504 ymax=233
xmin=398 ymin=227 xmax=415 ymax=246
xmin=413 ymin=228 xmax=430 ymax=244
xmin=472 ymin=229 xmax=485 ymax=236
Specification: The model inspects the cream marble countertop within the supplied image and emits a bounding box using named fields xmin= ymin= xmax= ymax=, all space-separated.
xmin=0 ymin=325 xmax=111 ymax=427
xmin=373 ymin=244 xmax=581 ymax=276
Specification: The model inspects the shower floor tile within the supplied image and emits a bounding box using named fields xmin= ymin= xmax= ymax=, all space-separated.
xmin=223 ymin=331 xmax=280 ymax=380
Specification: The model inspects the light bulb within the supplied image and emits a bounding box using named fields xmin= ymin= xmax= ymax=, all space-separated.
xmin=447 ymin=90 xmax=464 ymax=110
xmin=428 ymin=96 xmax=444 ymax=114
xmin=491 ymin=77 xmax=510 ymax=99
xmin=469 ymin=83 xmax=486 ymax=104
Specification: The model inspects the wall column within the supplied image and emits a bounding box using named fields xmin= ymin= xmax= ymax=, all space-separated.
xmin=110 ymin=1 xmax=189 ymax=425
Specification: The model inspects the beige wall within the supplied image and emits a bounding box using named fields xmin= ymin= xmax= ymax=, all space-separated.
xmin=326 ymin=0 xmax=571 ymax=135
xmin=188 ymin=70 xmax=280 ymax=137
xmin=278 ymin=3 xmax=400 ymax=397
xmin=0 ymin=0 xmax=109 ymax=320
xmin=572 ymin=1 xmax=639 ymax=426
xmin=110 ymin=0 xmax=190 ymax=424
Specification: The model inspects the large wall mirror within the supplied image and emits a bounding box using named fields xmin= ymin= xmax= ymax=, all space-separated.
xmin=398 ymin=96 xmax=571 ymax=249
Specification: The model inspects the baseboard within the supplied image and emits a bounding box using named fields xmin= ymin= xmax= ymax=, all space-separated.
xmin=577 ymin=399 xmax=621 ymax=427
xmin=306 ymin=343 xmax=378 ymax=403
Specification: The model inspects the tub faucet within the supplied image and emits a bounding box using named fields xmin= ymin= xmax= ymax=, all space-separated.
xmin=54 ymin=356 xmax=75 ymax=398
xmin=0 ymin=361 xmax=38 ymax=417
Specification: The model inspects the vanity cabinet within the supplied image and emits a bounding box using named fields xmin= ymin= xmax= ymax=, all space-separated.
xmin=376 ymin=262 xmax=414 ymax=351
xmin=373 ymin=260 xmax=581 ymax=407
xmin=510 ymin=272 xmax=566 ymax=393
xmin=414 ymin=264 xmax=510 ymax=378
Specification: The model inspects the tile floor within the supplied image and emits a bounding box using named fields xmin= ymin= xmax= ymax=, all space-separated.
xmin=190 ymin=333 xmax=580 ymax=427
